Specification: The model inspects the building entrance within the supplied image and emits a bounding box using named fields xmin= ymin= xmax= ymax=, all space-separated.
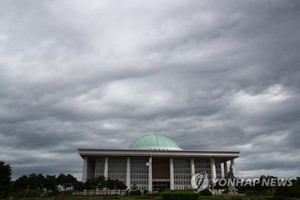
xmin=152 ymin=158 xmax=170 ymax=190
xmin=152 ymin=180 xmax=170 ymax=191
xmin=152 ymin=158 xmax=170 ymax=179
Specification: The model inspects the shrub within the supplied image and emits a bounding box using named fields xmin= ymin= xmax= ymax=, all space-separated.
xmin=275 ymin=185 xmax=300 ymax=198
xmin=135 ymin=196 xmax=153 ymax=199
xmin=161 ymin=190 xmax=199 ymax=200
xmin=146 ymin=192 xmax=159 ymax=198
xmin=199 ymin=189 xmax=212 ymax=196
xmin=270 ymin=197 xmax=286 ymax=200
xmin=231 ymin=196 xmax=247 ymax=200
xmin=159 ymin=188 xmax=166 ymax=193
xmin=130 ymin=190 xmax=142 ymax=196
xmin=103 ymin=196 xmax=120 ymax=200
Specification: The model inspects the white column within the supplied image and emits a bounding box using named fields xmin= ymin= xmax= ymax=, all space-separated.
xmin=126 ymin=157 xmax=131 ymax=189
xmin=230 ymin=159 xmax=235 ymax=176
xmin=148 ymin=157 xmax=152 ymax=192
xmin=82 ymin=157 xmax=88 ymax=182
xmin=230 ymin=159 xmax=236 ymax=193
xmin=170 ymin=158 xmax=174 ymax=190
xmin=190 ymin=158 xmax=195 ymax=176
xmin=210 ymin=158 xmax=216 ymax=180
xmin=104 ymin=157 xmax=108 ymax=179
xmin=223 ymin=161 xmax=228 ymax=178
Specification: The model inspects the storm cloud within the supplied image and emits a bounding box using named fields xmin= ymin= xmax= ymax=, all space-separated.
xmin=0 ymin=0 xmax=300 ymax=179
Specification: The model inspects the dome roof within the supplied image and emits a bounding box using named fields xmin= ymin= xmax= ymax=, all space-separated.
xmin=129 ymin=134 xmax=182 ymax=150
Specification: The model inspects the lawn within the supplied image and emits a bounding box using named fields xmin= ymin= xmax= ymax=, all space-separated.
xmin=11 ymin=195 xmax=300 ymax=200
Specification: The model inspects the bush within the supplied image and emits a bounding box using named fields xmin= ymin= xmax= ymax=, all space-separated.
xmin=135 ymin=196 xmax=153 ymax=199
xmin=231 ymin=196 xmax=247 ymax=200
xmin=146 ymin=192 xmax=160 ymax=198
xmin=103 ymin=196 xmax=120 ymax=200
xmin=275 ymin=186 xmax=300 ymax=198
xmin=199 ymin=189 xmax=212 ymax=196
xmin=270 ymin=197 xmax=286 ymax=200
xmin=161 ymin=190 xmax=199 ymax=200
xmin=159 ymin=188 xmax=166 ymax=193
xmin=130 ymin=190 xmax=142 ymax=196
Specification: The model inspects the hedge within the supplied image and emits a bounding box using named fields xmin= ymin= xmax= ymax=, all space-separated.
xmin=199 ymin=189 xmax=212 ymax=196
xmin=130 ymin=190 xmax=142 ymax=195
xmin=161 ymin=190 xmax=199 ymax=200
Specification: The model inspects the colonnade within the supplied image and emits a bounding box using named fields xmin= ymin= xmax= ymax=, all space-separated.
xmin=82 ymin=156 xmax=236 ymax=191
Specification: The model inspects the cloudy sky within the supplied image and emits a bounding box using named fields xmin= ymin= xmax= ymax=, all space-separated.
xmin=1 ymin=0 xmax=300 ymax=180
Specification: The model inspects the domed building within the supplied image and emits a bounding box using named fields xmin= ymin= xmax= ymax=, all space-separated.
xmin=129 ymin=134 xmax=182 ymax=150
xmin=79 ymin=134 xmax=239 ymax=191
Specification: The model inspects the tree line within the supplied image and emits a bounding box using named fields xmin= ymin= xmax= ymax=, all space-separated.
xmin=213 ymin=175 xmax=300 ymax=197
xmin=2 ymin=160 xmax=300 ymax=198
xmin=236 ymin=175 xmax=300 ymax=198
xmin=0 ymin=160 xmax=127 ymax=198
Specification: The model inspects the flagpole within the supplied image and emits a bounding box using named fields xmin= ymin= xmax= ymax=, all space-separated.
xmin=149 ymin=150 xmax=152 ymax=192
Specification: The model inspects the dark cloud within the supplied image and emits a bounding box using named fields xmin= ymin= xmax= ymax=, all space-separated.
xmin=0 ymin=0 xmax=300 ymax=180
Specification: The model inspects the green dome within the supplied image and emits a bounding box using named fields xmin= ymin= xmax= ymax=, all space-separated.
xmin=129 ymin=134 xmax=182 ymax=150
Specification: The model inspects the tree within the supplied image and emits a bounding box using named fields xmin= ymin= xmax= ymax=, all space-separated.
xmin=56 ymin=173 xmax=77 ymax=192
xmin=0 ymin=161 xmax=12 ymax=198
xmin=275 ymin=178 xmax=300 ymax=198
xmin=106 ymin=178 xmax=116 ymax=195
xmin=36 ymin=174 xmax=46 ymax=196
xmin=74 ymin=181 xmax=84 ymax=194
xmin=96 ymin=176 xmax=106 ymax=195
xmin=115 ymin=180 xmax=127 ymax=195
xmin=44 ymin=175 xmax=57 ymax=195
xmin=14 ymin=175 xmax=28 ymax=196
xmin=65 ymin=174 xmax=77 ymax=191
xmin=27 ymin=173 xmax=38 ymax=196
xmin=90 ymin=178 xmax=99 ymax=195
xmin=56 ymin=173 xmax=67 ymax=191
xmin=83 ymin=179 xmax=94 ymax=195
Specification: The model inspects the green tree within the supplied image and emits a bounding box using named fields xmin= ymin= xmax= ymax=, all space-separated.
xmin=74 ymin=181 xmax=84 ymax=194
xmin=14 ymin=175 xmax=28 ymax=196
xmin=44 ymin=175 xmax=57 ymax=195
xmin=83 ymin=179 xmax=94 ymax=195
xmin=275 ymin=178 xmax=300 ymax=198
xmin=116 ymin=180 xmax=127 ymax=195
xmin=56 ymin=173 xmax=67 ymax=191
xmin=0 ymin=161 xmax=12 ymax=198
xmin=27 ymin=173 xmax=39 ymax=196
xmin=90 ymin=178 xmax=99 ymax=195
xmin=36 ymin=174 xmax=46 ymax=196
xmin=96 ymin=175 xmax=106 ymax=195
xmin=65 ymin=174 xmax=77 ymax=191
xmin=106 ymin=178 xmax=116 ymax=195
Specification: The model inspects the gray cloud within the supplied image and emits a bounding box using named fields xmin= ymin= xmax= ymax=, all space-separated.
xmin=0 ymin=0 xmax=300 ymax=180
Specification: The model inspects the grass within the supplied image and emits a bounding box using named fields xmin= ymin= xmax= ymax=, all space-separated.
xmin=9 ymin=195 xmax=300 ymax=200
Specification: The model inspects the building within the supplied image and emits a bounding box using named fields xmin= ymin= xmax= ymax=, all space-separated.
xmin=78 ymin=134 xmax=240 ymax=191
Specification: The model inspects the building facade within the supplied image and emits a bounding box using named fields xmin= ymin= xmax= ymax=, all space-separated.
xmin=78 ymin=134 xmax=239 ymax=191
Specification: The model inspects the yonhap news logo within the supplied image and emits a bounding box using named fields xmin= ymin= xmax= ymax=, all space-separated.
xmin=191 ymin=172 xmax=210 ymax=193
xmin=191 ymin=173 xmax=293 ymax=193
